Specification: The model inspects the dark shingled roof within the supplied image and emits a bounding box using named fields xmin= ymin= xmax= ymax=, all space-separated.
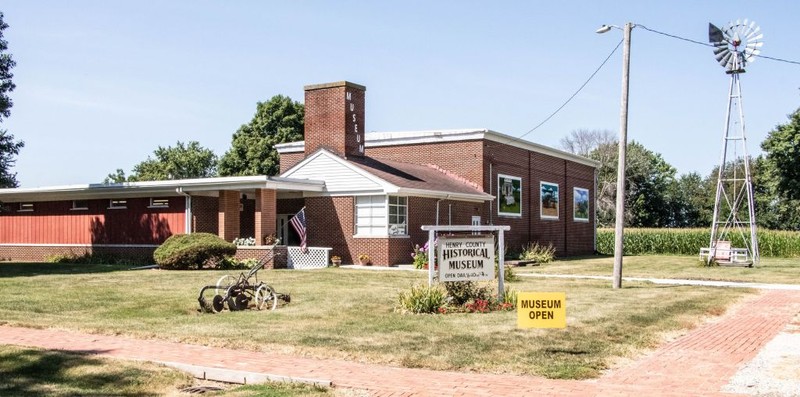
xmin=346 ymin=156 xmax=490 ymax=199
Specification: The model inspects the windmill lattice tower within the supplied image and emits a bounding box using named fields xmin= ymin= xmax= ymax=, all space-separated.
xmin=703 ymin=19 xmax=762 ymax=265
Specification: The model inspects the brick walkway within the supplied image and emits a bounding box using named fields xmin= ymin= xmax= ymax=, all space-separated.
xmin=2 ymin=289 xmax=799 ymax=396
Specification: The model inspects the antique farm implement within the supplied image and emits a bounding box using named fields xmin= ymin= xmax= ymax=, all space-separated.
xmin=197 ymin=252 xmax=290 ymax=313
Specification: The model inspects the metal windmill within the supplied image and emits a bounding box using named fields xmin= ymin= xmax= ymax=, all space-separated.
xmin=703 ymin=19 xmax=762 ymax=265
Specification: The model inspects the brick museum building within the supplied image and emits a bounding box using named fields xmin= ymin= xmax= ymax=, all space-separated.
xmin=0 ymin=81 xmax=598 ymax=266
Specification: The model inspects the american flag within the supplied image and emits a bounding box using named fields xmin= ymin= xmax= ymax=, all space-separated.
xmin=290 ymin=207 xmax=308 ymax=253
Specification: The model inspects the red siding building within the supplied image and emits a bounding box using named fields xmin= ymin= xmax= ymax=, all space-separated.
xmin=0 ymin=81 xmax=597 ymax=265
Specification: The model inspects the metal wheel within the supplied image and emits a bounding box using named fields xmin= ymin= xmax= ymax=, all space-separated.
xmin=211 ymin=295 xmax=225 ymax=313
xmin=254 ymin=284 xmax=278 ymax=311
xmin=215 ymin=275 xmax=235 ymax=297
xmin=225 ymin=285 xmax=244 ymax=311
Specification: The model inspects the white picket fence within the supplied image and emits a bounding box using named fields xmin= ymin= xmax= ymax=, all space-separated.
xmin=287 ymin=246 xmax=332 ymax=269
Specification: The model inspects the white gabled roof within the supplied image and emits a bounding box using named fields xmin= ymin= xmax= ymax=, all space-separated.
xmin=281 ymin=149 xmax=387 ymax=195
xmin=0 ymin=175 xmax=326 ymax=202
xmin=275 ymin=128 xmax=600 ymax=168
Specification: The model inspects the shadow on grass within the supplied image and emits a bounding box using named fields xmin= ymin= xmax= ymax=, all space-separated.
xmin=0 ymin=347 xmax=163 ymax=397
xmin=0 ymin=263 xmax=129 ymax=278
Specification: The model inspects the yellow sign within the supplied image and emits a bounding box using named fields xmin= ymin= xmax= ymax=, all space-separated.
xmin=517 ymin=292 xmax=566 ymax=328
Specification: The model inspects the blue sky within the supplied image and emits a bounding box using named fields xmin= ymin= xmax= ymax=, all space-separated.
xmin=3 ymin=1 xmax=799 ymax=187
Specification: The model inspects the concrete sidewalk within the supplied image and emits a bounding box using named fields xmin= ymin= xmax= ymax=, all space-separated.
xmin=2 ymin=289 xmax=799 ymax=396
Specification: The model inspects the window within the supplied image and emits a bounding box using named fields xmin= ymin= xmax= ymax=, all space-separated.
xmin=18 ymin=203 xmax=33 ymax=212
xmin=71 ymin=200 xmax=88 ymax=210
xmin=354 ymin=195 xmax=408 ymax=236
xmin=355 ymin=195 xmax=386 ymax=236
xmin=388 ymin=196 xmax=407 ymax=235
xmin=149 ymin=198 xmax=169 ymax=208
xmin=109 ymin=199 xmax=127 ymax=209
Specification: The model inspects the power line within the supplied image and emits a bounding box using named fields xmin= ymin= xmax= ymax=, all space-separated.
xmin=502 ymin=38 xmax=624 ymax=146
xmin=637 ymin=24 xmax=714 ymax=48
xmin=638 ymin=24 xmax=800 ymax=66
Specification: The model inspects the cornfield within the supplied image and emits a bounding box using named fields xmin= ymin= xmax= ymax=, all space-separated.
xmin=597 ymin=228 xmax=800 ymax=258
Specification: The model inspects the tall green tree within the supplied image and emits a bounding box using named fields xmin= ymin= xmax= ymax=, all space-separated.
xmin=590 ymin=140 xmax=679 ymax=227
xmin=219 ymin=95 xmax=304 ymax=176
xmin=665 ymin=172 xmax=713 ymax=228
xmin=106 ymin=141 xmax=217 ymax=183
xmin=753 ymin=156 xmax=800 ymax=230
xmin=0 ymin=12 xmax=23 ymax=188
xmin=761 ymin=107 xmax=800 ymax=200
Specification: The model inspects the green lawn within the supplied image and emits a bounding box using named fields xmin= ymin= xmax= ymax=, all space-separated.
xmin=516 ymin=255 xmax=800 ymax=284
xmin=0 ymin=345 xmax=331 ymax=396
xmin=0 ymin=261 xmax=753 ymax=380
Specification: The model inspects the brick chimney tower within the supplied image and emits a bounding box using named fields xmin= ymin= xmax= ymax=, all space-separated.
xmin=303 ymin=81 xmax=366 ymax=159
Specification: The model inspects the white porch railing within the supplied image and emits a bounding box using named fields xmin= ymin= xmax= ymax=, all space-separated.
xmin=287 ymin=247 xmax=332 ymax=269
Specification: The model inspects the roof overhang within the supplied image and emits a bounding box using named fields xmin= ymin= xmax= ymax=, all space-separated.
xmin=391 ymin=187 xmax=494 ymax=203
xmin=275 ymin=128 xmax=600 ymax=168
xmin=0 ymin=176 xmax=326 ymax=203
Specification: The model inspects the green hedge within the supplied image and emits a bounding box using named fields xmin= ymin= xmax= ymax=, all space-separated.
xmin=153 ymin=233 xmax=237 ymax=270
xmin=597 ymin=228 xmax=800 ymax=258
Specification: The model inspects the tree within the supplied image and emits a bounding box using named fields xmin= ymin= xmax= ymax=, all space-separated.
xmin=0 ymin=12 xmax=14 ymax=122
xmin=761 ymin=107 xmax=800 ymax=200
xmin=753 ymin=156 xmax=800 ymax=230
xmin=0 ymin=12 xmax=23 ymax=188
xmin=589 ymin=140 xmax=679 ymax=228
xmin=559 ymin=129 xmax=615 ymax=157
xmin=103 ymin=168 xmax=128 ymax=184
xmin=107 ymin=141 xmax=218 ymax=183
xmin=219 ymin=95 xmax=304 ymax=176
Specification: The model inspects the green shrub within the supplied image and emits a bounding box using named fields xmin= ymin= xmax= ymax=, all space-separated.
xmin=443 ymin=281 xmax=492 ymax=306
xmin=519 ymin=242 xmax=556 ymax=264
xmin=218 ymin=257 xmax=260 ymax=270
xmin=153 ymin=233 xmax=237 ymax=270
xmin=502 ymin=286 xmax=518 ymax=308
xmin=44 ymin=251 xmax=145 ymax=265
xmin=398 ymin=284 xmax=446 ymax=314
xmin=597 ymin=228 xmax=800 ymax=257
xmin=495 ymin=262 xmax=518 ymax=282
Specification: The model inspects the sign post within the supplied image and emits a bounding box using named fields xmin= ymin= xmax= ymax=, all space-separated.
xmin=421 ymin=225 xmax=510 ymax=300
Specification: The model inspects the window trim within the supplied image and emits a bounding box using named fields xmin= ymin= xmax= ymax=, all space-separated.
xmin=108 ymin=199 xmax=127 ymax=209
xmin=353 ymin=195 xmax=410 ymax=238
xmin=148 ymin=197 xmax=170 ymax=208
xmin=71 ymin=200 xmax=89 ymax=211
xmin=17 ymin=202 xmax=34 ymax=212
xmin=388 ymin=196 xmax=408 ymax=236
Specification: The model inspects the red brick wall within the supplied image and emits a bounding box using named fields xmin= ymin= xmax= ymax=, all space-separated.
xmin=218 ymin=190 xmax=240 ymax=242
xmin=300 ymin=196 xmax=489 ymax=266
xmin=254 ymin=189 xmax=277 ymax=245
xmin=277 ymin=198 xmax=304 ymax=215
xmin=367 ymin=138 xmax=596 ymax=257
xmin=303 ymin=196 xmax=409 ymax=266
xmin=482 ymin=142 xmax=595 ymax=256
xmin=232 ymin=246 xmax=287 ymax=269
xmin=279 ymin=152 xmax=305 ymax=174
xmin=366 ymin=140 xmax=485 ymax=186
xmin=304 ymin=81 xmax=366 ymax=159
xmin=192 ymin=196 xmax=218 ymax=234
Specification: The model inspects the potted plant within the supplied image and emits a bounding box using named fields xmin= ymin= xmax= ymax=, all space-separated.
xmin=263 ymin=234 xmax=280 ymax=246
xmin=357 ymin=253 xmax=372 ymax=266
xmin=330 ymin=255 xmax=341 ymax=267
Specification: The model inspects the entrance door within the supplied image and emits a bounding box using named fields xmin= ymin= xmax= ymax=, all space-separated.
xmin=276 ymin=215 xmax=300 ymax=246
